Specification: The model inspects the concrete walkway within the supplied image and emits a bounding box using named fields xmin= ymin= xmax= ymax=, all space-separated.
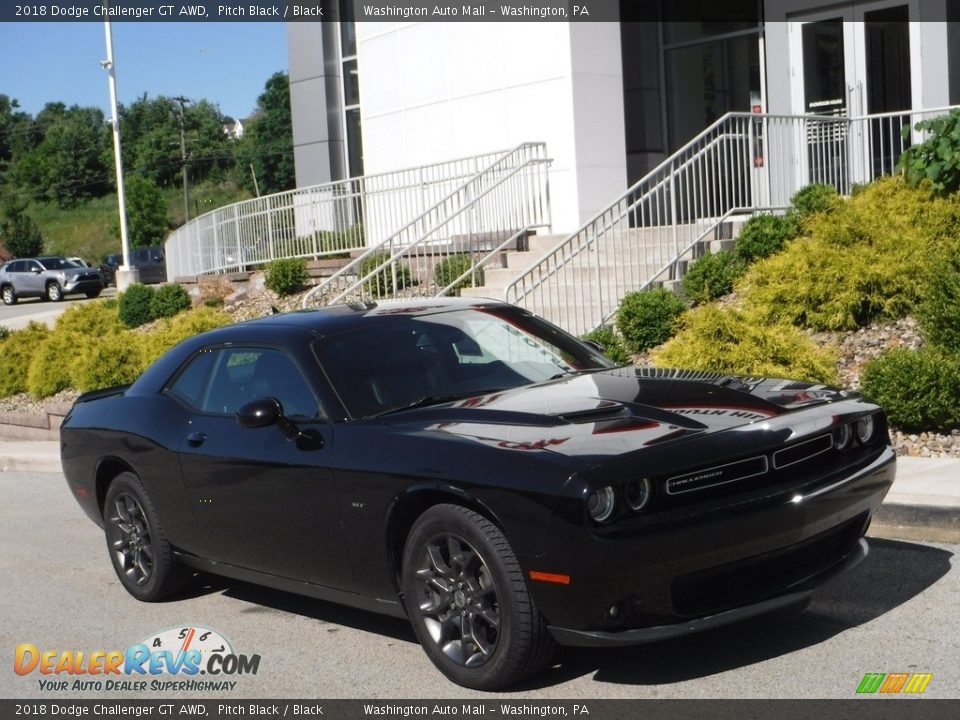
xmin=0 ymin=440 xmax=956 ymax=541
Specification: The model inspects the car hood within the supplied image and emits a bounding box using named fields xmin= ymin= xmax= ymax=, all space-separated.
xmin=383 ymin=367 xmax=851 ymax=460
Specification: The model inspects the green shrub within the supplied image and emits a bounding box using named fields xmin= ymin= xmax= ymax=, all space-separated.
xmin=581 ymin=326 xmax=632 ymax=365
xmin=917 ymin=251 xmax=960 ymax=352
xmin=682 ymin=250 xmax=747 ymax=304
xmin=314 ymin=224 xmax=364 ymax=257
xmin=203 ymin=296 xmax=225 ymax=308
xmin=118 ymin=284 xmax=157 ymax=328
xmin=741 ymin=177 xmax=960 ymax=330
xmin=790 ymin=183 xmax=840 ymax=219
xmin=899 ymin=108 xmax=960 ymax=195
xmin=861 ymin=348 xmax=960 ymax=433
xmin=150 ymin=283 xmax=191 ymax=318
xmin=142 ymin=306 xmax=231 ymax=365
xmin=26 ymin=304 xmax=125 ymax=398
xmin=616 ymin=288 xmax=687 ymax=353
xmin=0 ymin=323 xmax=50 ymax=397
xmin=435 ymin=254 xmax=483 ymax=296
xmin=360 ymin=251 xmax=412 ymax=298
xmin=652 ymin=305 xmax=839 ymax=385
xmin=0 ymin=326 xmax=9 ymax=341
xmin=734 ymin=213 xmax=799 ymax=263
xmin=265 ymin=258 xmax=308 ymax=296
xmin=73 ymin=332 xmax=146 ymax=392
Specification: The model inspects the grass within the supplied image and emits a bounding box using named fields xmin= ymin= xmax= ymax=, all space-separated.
xmin=29 ymin=180 xmax=250 ymax=264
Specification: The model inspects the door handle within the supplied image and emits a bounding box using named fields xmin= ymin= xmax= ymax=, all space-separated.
xmin=186 ymin=431 xmax=207 ymax=447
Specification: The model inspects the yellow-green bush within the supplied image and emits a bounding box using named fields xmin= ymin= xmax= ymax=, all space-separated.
xmin=26 ymin=303 xmax=127 ymax=398
xmin=740 ymin=177 xmax=960 ymax=330
xmin=0 ymin=323 xmax=51 ymax=397
xmin=73 ymin=332 xmax=147 ymax=392
xmin=141 ymin=306 xmax=231 ymax=365
xmin=651 ymin=305 xmax=839 ymax=385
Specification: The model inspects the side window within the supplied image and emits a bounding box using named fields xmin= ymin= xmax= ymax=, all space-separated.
xmin=177 ymin=347 xmax=321 ymax=419
xmin=8 ymin=261 xmax=23 ymax=273
xmin=167 ymin=349 xmax=218 ymax=408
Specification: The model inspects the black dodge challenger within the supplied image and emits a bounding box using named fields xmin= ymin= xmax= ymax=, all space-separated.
xmin=61 ymin=298 xmax=896 ymax=689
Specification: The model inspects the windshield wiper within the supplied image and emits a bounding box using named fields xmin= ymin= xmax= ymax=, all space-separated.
xmin=368 ymin=388 xmax=509 ymax=418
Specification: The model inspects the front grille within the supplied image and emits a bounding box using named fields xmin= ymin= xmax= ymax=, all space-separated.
xmin=665 ymin=455 xmax=768 ymax=495
xmin=773 ymin=433 xmax=833 ymax=469
xmin=671 ymin=514 xmax=865 ymax=617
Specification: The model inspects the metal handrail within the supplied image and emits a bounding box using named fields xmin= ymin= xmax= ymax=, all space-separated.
xmin=316 ymin=155 xmax=553 ymax=306
xmin=164 ymin=145 xmax=525 ymax=279
xmin=304 ymin=143 xmax=550 ymax=307
xmin=504 ymin=106 xmax=960 ymax=336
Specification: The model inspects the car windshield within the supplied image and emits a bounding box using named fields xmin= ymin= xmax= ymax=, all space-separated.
xmin=315 ymin=307 xmax=613 ymax=419
xmin=39 ymin=258 xmax=73 ymax=270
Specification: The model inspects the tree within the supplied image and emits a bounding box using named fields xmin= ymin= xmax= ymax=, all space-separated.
xmin=11 ymin=103 xmax=109 ymax=207
xmin=0 ymin=197 xmax=43 ymax=257
xmin=237 ymin=72 xmax=295 ymax=195
xmin=122 ymin=176 xmax=169 ymax=247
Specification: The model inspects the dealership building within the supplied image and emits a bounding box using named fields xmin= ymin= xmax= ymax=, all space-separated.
xmin=285 ymin=0 xmax=960 ymax=232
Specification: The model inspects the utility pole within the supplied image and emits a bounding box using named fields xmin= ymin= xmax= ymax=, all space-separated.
xmin=173 ymin=95 xmax=191 ymax=223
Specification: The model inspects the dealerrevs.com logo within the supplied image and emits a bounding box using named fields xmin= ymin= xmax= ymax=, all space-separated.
xmin=14 ymin=626 xmax=260 ymax=692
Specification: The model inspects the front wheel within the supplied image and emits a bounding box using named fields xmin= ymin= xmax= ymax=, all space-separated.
xmin=103 ymin=472 xmax=189 ymax=601
xmin=46 ymin=282 xmax=63 ymax=302
xmin=1 ymin=286 xmax=16 ymax=305
xmin=402 ymin=504 xmax=554 ymax=690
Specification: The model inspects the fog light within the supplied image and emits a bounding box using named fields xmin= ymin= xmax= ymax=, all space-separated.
xmin=856 ymin=415 xmax=875 ymax=444
xmin=587 ymin=486 xmax=616 ymax=523
xmin=834 ymin=423 xmax=853 ymax=450
xmin=624 ymin=478 xmax=652 ymax=512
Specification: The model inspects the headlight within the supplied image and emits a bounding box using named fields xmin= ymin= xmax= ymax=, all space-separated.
xmin=587 ymin=486 xmax=616 ymax=523
xmin=834 ymin=423 xmax=853 ymax=450
xmin=856 ymin=415 xmax=875 ymax=444
xmin=624 ymin=478 xmax=652 ymax=512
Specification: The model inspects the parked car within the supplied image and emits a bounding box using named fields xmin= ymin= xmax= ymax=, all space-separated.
xmin=0 ymin=256 xmax=103 ymax=304
xmin=100 ymin=247 xmax=167 ymax=286
xmin=60 ymin=298 xmax=895 ymax=690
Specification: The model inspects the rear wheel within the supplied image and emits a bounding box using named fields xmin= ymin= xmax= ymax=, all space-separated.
xmin=85 ymin=289 xmax=101 ymax=299
xmin=402 ymin=504 xmax=554 ymax=690
xmin=103 ymin=472 xmax=189 ymax=601
xmin=46 ymin=282 xmax=62 ymax=302
xmin=1 ymin=286 xmax=16 ymax=305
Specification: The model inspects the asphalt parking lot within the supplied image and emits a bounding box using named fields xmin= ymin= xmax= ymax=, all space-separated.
xmin=0 ymin=289 xmax=117 ymax=330
xmin=1 ymin=470 xmax=957 ymax=700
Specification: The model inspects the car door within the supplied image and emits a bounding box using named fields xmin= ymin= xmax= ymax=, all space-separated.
xmin=22 ymin=260 xmax=45 ymax=296
xmin=169 ymin=345 xmax=356 ymax=591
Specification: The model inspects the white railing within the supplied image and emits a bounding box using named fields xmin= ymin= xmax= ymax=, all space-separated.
xmin=505 ymin=106 xmax=960 ymax=336
xmin=303 ymin=143 xmax=551 ymax=306
xmin=164 ymin=147 xmax=518 ymax=280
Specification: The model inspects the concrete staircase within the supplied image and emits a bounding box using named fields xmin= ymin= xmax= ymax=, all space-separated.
xmin=461 ymin=216 xmax=752 ymax=309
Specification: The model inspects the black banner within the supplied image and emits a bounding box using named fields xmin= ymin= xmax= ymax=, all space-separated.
xmin=2 ymin=700 xmax=960 ymax=720
xmin=0 ymin=1 xmax=946 ymax=24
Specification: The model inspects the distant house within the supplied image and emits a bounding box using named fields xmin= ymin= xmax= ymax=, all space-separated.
xmin=222 ymin=111 xmax=263 ymax=141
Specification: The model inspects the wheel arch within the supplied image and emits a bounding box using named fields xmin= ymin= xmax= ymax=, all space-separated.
xmin=384 ymin=485 xmax=506 ymax=594
xmin=94 ymin=456 xmax=137 ymax=518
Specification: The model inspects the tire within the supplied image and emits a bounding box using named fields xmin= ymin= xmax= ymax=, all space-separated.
xmin=1 ymin=286 xmax=16 ymax=306
xmin=402 ymin=504 xmax=555 ymax=690
xmin=85 ymin=289 xmax=101 ymax=299
xmin=103 ymin=472 xmax=189 ymax=602
xmin=46 ymin=282 xmax=63 ymax=302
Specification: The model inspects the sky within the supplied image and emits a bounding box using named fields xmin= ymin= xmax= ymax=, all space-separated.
xmin=0 ymin=22 xmax=289 ymax=121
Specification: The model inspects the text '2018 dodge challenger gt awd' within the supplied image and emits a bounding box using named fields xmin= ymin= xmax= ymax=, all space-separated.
xmin=61 ymin=299 xmax=895 ymax=690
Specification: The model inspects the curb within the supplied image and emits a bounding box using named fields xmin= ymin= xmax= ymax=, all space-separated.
xmin=872 ymin=503 xmax=960 ymax=543
xmin=0 ymin=455 xmax=62 ymax=474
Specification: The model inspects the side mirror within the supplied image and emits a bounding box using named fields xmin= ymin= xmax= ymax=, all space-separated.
xmin=31 ymin=267 xmax=42 ymax=274
xmin=236 ymin=397 xmax=282 ymax=428
xmin=236 ymin=397 xmax=324 ymax=450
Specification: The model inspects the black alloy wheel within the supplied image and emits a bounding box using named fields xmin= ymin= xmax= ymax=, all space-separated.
xmin=402 ymin=504 xmax=554 ymax=690
xmin=103 ymin=472 xmax=189 ymax=601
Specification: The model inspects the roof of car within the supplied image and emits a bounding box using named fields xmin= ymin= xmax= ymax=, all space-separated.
xmin=240 ymin=297 xmax=513 ymax=336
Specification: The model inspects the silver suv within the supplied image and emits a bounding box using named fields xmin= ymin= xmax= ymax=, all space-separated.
xmin=0 ymin=256 xmax=104 ymax=305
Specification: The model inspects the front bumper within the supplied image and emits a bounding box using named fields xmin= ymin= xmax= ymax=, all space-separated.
xmin=532 ymin=446 xmax=895 ymax=642
xmin=63 ymin=278 xmax=103 ymax=294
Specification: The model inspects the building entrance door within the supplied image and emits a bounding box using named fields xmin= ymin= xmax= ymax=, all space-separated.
xmin=789 ymin=1 xmax=920 ymax=184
